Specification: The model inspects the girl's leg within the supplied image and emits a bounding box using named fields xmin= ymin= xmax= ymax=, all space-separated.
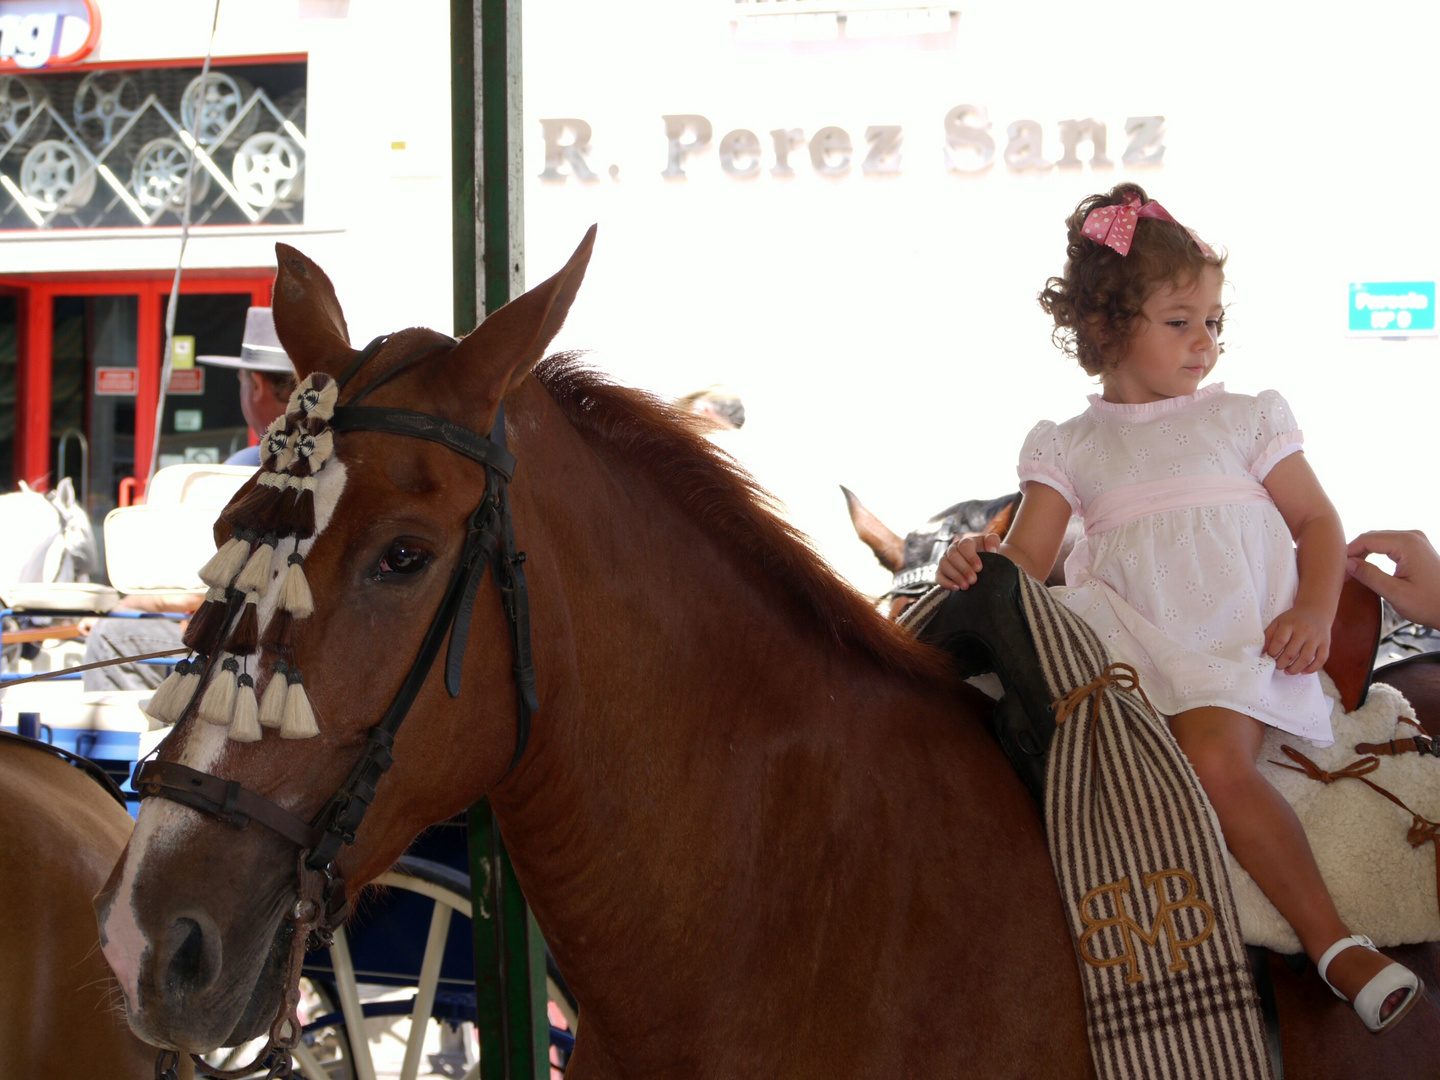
xmin=1169 ymin=706 xmax=1406 ymax=1015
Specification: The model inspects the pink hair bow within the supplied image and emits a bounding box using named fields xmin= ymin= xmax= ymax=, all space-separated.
xmin=1081 ymin=192 xmax=1215 ymax=258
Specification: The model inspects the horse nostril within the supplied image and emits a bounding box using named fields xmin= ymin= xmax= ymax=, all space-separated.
xmin=161 ymin=914 xmax=221 ymax=997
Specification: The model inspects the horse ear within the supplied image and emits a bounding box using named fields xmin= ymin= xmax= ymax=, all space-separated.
xmin=453 ymin=224 xmax=597 ymax=399
xmin=841 ymin=486 xmax=905 ymax=572
xmin=272 ymin=243 xmax=354 ymax=378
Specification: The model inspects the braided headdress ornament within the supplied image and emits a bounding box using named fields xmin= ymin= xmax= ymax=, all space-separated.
xmin=145 ymin=372 xmax=343 ymax=742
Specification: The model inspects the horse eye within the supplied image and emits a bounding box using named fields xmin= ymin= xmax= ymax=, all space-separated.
xmin=378 ymin=540 xmax=431 ymax=576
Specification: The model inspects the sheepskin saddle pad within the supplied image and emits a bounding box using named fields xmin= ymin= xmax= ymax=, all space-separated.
xmin=1231 ymin=673 xmax=1440 ymax=953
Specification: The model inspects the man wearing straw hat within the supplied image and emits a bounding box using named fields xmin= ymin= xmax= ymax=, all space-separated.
xmin=197 ymin=306 xmax=298 ymax=467
xmin=81 ymin=309 xmax=297 ymax=689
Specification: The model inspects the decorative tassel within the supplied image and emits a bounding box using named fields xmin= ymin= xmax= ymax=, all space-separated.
xmin=259 ymin=659 xmax=289 ymax=727
xmin=275 ymin=430 xmax=299 ymax=474
xmin=292 ymin=477 xmax=317 ymax=540
xmin=280 ymin=553 xmax=314 ymax=617
xmin=273 ymin=481 xmax=301 ymax=535
xmin=280 ymin=667 xmax=320 ymax=739
xmin=198 ymin=530 xmax=254 ymax=589
xmin=288 ymin=374 xmax=338 ymax=424
xmin=229 ymin=673 xmax=262 ymax=742
xmin=235 ymin=533 xmax=278 ymax=594
xmin=223 ymin=474 xmax=286 ymax=531
xmin=144 ymin=658 xmax=191 ymax=724
xmin=182 ymin=587 xmax=231 ymax=652
xmin=225 ymin=592 xmax=260 ymax=655
xmin=260 ymin=609 xmax=295 ymax=652
xmin=176 ymin=656 xmax=206 ymax=719
xmin=199 ymin=656 xmax=240 ymax=724
xmin=260 ymin=419 xmax=290 ymax=468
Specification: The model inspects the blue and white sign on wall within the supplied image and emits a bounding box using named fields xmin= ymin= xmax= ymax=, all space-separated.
xmin=1348 ymin=281 xmax=1436 ymax=337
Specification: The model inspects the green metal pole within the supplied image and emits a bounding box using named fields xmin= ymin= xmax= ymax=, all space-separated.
xmin=451 ymin=1 xmax=547 ymax=1077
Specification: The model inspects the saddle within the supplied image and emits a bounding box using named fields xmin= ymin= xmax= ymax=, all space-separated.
xmin=903 ymin=553 xmax=1384 ymax=804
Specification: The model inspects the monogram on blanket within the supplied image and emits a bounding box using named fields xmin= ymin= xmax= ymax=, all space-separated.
xmin=1232 ymin=674 xmax=1440 ymax=954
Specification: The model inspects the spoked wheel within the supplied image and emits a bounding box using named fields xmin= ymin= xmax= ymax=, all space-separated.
xmin=311 ymin=857 xmax=577 ymax=1080
xmin=200 ymin=977 xmax=356 ymax=1080
xmin=180 ymin=72 xmax=257 ymax=148
xmin=73 ymin=71 xmax=143 ymax=146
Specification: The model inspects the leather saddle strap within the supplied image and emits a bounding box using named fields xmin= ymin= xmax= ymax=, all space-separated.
xmin=1354 ymin=736 xmax=1440 ymax=757
xmin=135 ymin=760 xmax=320 ymax=850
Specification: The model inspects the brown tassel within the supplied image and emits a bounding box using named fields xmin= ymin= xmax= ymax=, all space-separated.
xmin=144 ymin=658 xmax=191 ymax=725
xmin=199 ymin=656 xmax=240 ymax=725
xmin=198 ymin=530 xmax=253 ymax=589
xmin=273 ymin=481 xmax=301 ymax=535
xmin=222 ymin=479 xmax=284 ymax=531
xmin=279 ymin=553 xmax=314 ymax=617
xmin=225 ymin=593 xmax=260 ymax=655
xmin=260 ymin=609 xmax=295 ymax=651
xmin=182 ymin=588 xmax=231 ymax=652
xmin=235 ymin=534 xmax=277 ymax=594
xmin=229 ymin=673 xmax=262 ymax=742
xmin=292 ymin=479 xmax=317 ymax=540
xmin=280 ymin=667 xmax=320 ymax=739
xmin=259 ymin=419 xmax=290 ymax=468
xmin=259 ymin=659 xmax=289 ymax=727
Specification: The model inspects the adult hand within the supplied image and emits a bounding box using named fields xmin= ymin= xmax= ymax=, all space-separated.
xmin=1346 ymin=530 xmax=1440 ymax=629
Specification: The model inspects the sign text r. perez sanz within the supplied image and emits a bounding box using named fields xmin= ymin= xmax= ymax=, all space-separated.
xmin=538 ymin=109 xmax=1166 ymax=181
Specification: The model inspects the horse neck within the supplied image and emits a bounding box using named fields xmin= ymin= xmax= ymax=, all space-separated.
xmin=487 ymin=380 xmax=957 ymax=1043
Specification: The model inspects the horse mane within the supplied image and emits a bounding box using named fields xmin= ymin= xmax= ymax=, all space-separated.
xmin=534 ymin=355 xmax=953 ymax=685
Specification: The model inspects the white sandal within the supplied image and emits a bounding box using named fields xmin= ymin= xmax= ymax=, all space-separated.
xmin=1316 ymin=935 xmax=1423 ymax=1035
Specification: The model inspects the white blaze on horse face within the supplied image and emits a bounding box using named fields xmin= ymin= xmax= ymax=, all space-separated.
xmin=101 ymin=461 xmax=350 ymax=1006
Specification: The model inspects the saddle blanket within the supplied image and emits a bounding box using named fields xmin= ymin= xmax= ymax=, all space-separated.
xmin=1232 ymin=674 xmax=1440 ymax=953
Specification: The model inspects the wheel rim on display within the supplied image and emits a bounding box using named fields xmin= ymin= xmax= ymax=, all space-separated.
xmin=131 ymin=136 xmax=212 ymax=212
xmin=20 ymin=139 xmax=96 ymax=214
xmin=74 ymin=71 xmax=143 ymax=146
xmin=232 ymin=131 xmax=302 ymax=209
xmin=180 ymin=72 xmax=257 ymax=148
xmin=0 ymin=75 xmax=50 ymax=147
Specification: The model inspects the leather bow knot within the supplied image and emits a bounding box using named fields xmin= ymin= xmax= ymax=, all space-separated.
xmin=1051 ymin=662 xmax=1155 ymax=727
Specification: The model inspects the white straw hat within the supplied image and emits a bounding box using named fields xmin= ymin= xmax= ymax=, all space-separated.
xmin=196 ymin=307 xmax=293 ymax=374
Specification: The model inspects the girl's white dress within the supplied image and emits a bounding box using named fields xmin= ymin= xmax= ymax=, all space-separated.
xmin=1018 ymin=382 xmax=1333 ymax=744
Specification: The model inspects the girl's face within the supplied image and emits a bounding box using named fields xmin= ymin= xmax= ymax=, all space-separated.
xmin=1103 ymin=266 xmax=1224 ymax=404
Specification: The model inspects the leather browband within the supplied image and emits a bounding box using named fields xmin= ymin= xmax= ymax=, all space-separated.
xmin=135 ymin=760 xmax=320 ymax=850
xmin=329 ymin=407 xmax=516 ymax=480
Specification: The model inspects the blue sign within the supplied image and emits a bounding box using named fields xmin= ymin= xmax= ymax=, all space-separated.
xmin=1349 ymin=281 xmax=1436 ymax=336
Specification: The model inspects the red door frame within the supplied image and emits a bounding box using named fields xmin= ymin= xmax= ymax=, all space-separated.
xmin=4 ymin=272 xmax=273 ymax=498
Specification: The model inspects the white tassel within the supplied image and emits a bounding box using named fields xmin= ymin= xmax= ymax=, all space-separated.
xmin=280 ymin=555 xmax=314 ymax=617
xmin=279 ymin=669 xmax=320 ymax=739
xmin=235 ymin=536 xmax=276 ymax=594
xmin=229 ymin=674 xmax=262 ymax=742
xmin=143 ymin=659 xmax=191 ymax=724
xmin=199 ymin=533 xmax=252 ymax=589
xmin=199 ymin=657 xmax=239 ymax=724
xmin=259 ymin=660 xmax=289 ymax=727
xmin=259 ymin=419 xmax=289 ymax=468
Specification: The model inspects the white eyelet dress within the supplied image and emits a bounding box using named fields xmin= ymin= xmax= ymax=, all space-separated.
xmin=1018 ymin=382 xmax=1334 ymax=744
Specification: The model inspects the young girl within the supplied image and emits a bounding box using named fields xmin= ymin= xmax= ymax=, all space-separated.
xmin=938 ymin=183 xmax=1422 ymax=1034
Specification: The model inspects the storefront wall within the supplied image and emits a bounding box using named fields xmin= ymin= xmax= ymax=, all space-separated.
xmin=522 ymin=2 xmax=1440 ymax=593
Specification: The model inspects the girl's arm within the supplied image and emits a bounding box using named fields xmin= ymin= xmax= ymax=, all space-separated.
xmin=938 ymin=483 xmax=1072 ymax=589
xmin=1262 ymin=452 xmax=1346 ymax=675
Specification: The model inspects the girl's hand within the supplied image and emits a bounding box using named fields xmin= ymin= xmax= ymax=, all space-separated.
xmin=937 ymin=533 xmax=1001 ymax=591
xmin=1263 ymin=605 xmax=1332 ymax=675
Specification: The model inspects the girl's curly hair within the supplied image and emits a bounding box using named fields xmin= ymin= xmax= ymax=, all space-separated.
xmin=1038 ymin=183 xmax=1225 ymax=376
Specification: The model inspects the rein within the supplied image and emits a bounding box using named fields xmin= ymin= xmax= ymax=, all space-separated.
xmin=137 ymin=336 xmax=537 ymax=1079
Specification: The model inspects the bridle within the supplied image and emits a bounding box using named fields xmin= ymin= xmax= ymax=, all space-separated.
xmin=138 ymin=335 xmax=537 ymax=1079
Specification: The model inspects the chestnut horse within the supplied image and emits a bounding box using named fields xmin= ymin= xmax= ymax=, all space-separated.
xmin=96 ymin=232 xmax=1440 ymax=1077
xmin=0 ymin=737 xmax=189 ymax=1077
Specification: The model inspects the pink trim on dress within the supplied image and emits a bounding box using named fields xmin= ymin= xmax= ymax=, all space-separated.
xmin=1086 ymin=382 xmax=1226 ymax=417
xmin=1017 ymin=465 xmax=1081 ymax=514
xmin=1083 ymin=474 xmax=1274 ymax=536
xmin=1250 ymin=429 xmax=1305 ymax=482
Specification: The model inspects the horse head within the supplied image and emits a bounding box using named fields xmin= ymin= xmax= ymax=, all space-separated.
xmin=95 ymin=228 xmax=598 ymax=1053
xmin=843 ymin=487 xmax=1079 ymax=617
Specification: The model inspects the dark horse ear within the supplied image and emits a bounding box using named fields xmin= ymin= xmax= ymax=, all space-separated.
xmin=271 ymin=243 xmax=354 ymax=378
xmin=450 ymin=224 xmax=597 ymax=405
